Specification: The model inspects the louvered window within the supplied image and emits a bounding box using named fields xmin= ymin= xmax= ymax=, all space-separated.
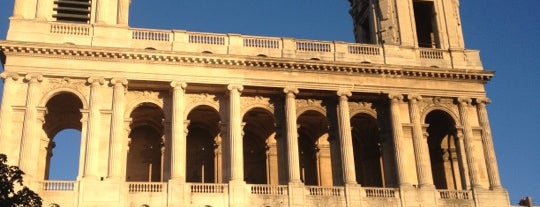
xmin=53 ymin=0 xmax=91 ymax=23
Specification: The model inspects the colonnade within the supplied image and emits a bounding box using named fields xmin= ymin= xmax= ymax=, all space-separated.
xmin=0 ymin=73 xmax=503 ymax=190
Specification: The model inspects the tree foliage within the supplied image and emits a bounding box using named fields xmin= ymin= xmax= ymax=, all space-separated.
xmin=0 ymin=154 xmax=42 ymax=207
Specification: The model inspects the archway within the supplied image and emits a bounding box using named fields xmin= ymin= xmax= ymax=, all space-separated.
xmin=425 ymin=110 xmax=463 ymax=190
xmin=42 ymin=92 xmax=83 ymax=180
xmin=126 ymin=103 xmax=165 ymax=182
xmin=186 ymin=105 xmax=221 ymax=183
xmin=351 ymin=113 xmax=384 ymax=187
xmin=297 ymin=110 xmax=331 ymax=186
xmin=242 ymin=108 xmax=276 ymax=184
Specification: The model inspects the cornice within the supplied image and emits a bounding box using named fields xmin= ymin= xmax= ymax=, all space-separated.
xmin=0 ymin=41 xmax=494 ymax=83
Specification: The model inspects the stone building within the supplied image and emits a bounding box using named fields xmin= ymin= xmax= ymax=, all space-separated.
xmin=0 ymin=0 xmax=510 ymax=206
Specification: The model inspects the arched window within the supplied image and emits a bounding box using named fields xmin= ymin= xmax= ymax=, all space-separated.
xmin=425 ymin=110 xmax=465 ymax=189
xmin=297 ymin=110 xmax=332 ymax=186
xmin=351 ymin=113 xmax=384 ymax=187
xmin=242 ymin=108 xmax=276 ymax=184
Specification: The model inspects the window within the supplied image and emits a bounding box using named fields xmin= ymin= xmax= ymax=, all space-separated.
xmin=413 ymin=1 xmax=439 ymax=48
xmin=53 ymin=0 xmax=92 ymax=23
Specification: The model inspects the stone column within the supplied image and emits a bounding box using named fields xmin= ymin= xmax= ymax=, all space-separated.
xmin=170 ymin=81 xmax=187 ymax=182
xmin=12 ymin=0 xmax=26 ymax=18
xmin=388 ymin=94 xmax=410 ymax=187
xmin=284 ymin=87 xmax=301 ymax=183
xmin=407 ymin=94 xmax=434 ymax=188
xmin=0 ymin=72 xmax=19 ymax=157
xmin=117 ymin=0 xmax=130 ymax=25
xmin=35 ymin=0 xmax=50 ymax=20
xmin=18 ymin=73 xmax=43 ymax=178
xmin=337 ymin=90 xmax=357 ymax=185
xmin=96 ymin=0 xmax=108 ymax=24
xmin=227 ymin=84 xmax=244 ymax=182
xmin=476 ymin=98 xmax=502 ymax=190
xmin=457 ymin=97 xmax=482 ymax=188
xmin=107 ymin=78 xmax=127 ymax=180
xmin=83 ymin=77 xmax=105 ymax=179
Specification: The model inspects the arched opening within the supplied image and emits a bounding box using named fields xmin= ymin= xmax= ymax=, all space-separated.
xmin=42 ymin=92 xmax=83 ymax=180
xmin=425 ymin=110 xmax=463 ymax=190
xmin=351 ymin=113 xmax=384 ymax=187
xmin=297 ymin=110 xmax=331 ymax=186
xmin=186 ymin=105 xmax=221 ymax=183
xmin=242 ymin=108 xmax=276 ymax=184
xmin=126 ymin=103 xmax=165 ymax=182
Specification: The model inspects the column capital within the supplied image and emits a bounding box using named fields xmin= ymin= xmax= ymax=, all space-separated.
xmin=170 ymin=81 xmax=187 ymax=89
xmin=388 ymin=93 xmax=404 ymax=101
xmin=87 ymin=77 xmax=106 ymax=85
xmin=227 ymin=84 xmax=244 ymax=92
xmin=24 ymin=73 xmax=43 ymax=83
xmin=337 ymin=89 xmax=352 ymax=98
xmin=457 ymin=97 xmax=472 ymax=105
xmin=0 ymin=72 xmax=20 ymax=81
xmin=283 ymin=86 xmax=299 ymax=95
xmin=407 ymin=94 xmax=423 ymax=102
xmin=475 ymin=97 xmax=491 ymax=105
xmin=110 ymin=78 xmax=128 ymax=86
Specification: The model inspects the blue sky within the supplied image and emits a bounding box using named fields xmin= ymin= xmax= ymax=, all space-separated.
xmin=1 ymin=0 xmax=539 ymax=204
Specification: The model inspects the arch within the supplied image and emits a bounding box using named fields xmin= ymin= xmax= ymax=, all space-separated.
xmin=125 ymin=97 xmax=164 ymax=119
xmin=126 ymin=102 xmax=166 ymax=182
xmin=241 ymin=103 xmax=274 ymax=118
xmin=185 ymin=102 xmax=220 ymax=120
xmin=351 ymin=112 xmax=384 ymax=187
xmin=425 ymin=109 xmax=464 ymax=190
xmin=40 ymin=92 xmax=84 ymax=180
xmin=297 ymin=106 xmax=326 ymax=119
xmin=421 ymin=106 xmax=459 ymax=125
xmin=350 ymin=108 xmax=377 ymax=120
xmin=242 ymin=107 xmax=276 ymax=184
xmin=39 ymin=87 xmax=88 ymax=109
xmin=297 ymin=110 xmax=332 ymax=186
xmin=186 ymin=105 xmax=221 ymax=183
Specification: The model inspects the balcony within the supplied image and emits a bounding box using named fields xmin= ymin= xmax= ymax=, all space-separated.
xmin=5 ymin=20 xmax=484 ymax=70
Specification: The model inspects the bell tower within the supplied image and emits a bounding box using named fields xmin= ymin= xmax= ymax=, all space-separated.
xmin=349 ymin=0 xmax=465 ymax=49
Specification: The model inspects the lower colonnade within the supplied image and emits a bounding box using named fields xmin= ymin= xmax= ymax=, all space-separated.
xmin=0 ymin=73 xmax=506 ymax=206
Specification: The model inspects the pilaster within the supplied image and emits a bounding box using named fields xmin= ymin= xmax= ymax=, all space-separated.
xmin=19 ymin=73 xmax=43 ymax=179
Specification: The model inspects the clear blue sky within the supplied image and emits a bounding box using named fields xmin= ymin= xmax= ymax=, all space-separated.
xmin=1 ymin=0 xmax=539 ymax=204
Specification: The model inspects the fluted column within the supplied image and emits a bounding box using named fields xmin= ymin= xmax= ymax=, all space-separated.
xmin=228 ymin=84 xmax=244 ymax=182
xmin=408 ymin=94 xmax=434 ymax=188
xmin=12 ymin=0 xmax=26 ymax=18
xmin=0 ymin=72 xmax=19 ymax=156
xmin=107 ymin=78 xmax=128 ymax=180
xmin=476 ymin=98 xmax=502 ymax=189
xmin=170 ymin=81 xmax=187 ymax=182
xmin=117 ymin=0 xmax=130 ymax=25
xmin=96 ymin=0 xmax=108 ymax=24
xmin=84 ymin=77 xmax=105 ymax=179
xmin=284 ymin=87 xmax=301 ymax=183
xmin=35 ymin=0 xmax=50 ymax=20
xmin=337 ymin=90 xmax=357 ymax=185
xmin=18 ymin=73 xmax=43 ymax=178
xmin=457 ymin=97 xmax=482 ymax=188
xmin=388 ymin=94 xmax=410 ymax=187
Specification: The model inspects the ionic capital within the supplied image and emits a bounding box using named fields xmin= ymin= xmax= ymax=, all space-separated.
xmin=0 ymin=72 xmax=20 ymax=81
xmin=170 ymin=81 xmax=187 ymax=89
xmin=388 ymin=93 xmax=404 ymax=101
xmin=337 ymin=89 xmax=352 ymax=98
xmin=408 ymin=94 xmax=423 ymax=102
xmin=110 ymin=78 xmax=128 ymax=86
xmin=457 ymin=97 xmax=472 ymax=105
xmin=227 ymin=84 xmax=244 ymax=92
xmin=283 ymin=86 xmax=299 ymax=95
xmin=87 ymin=77 xmax=106 ymax=86
xmin=24 ymin=73 xmax=43 ymax=83
xmin=475 ymin=97 xmax=491 ymax=105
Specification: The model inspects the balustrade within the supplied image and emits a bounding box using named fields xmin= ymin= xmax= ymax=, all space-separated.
xmin=41 ymin=181 xmax=76 ymax=191
xmin=348 ymin=44 xmax=380 ymax=55
xmin=419 ymin=49 xmax=444 ymax=59
xmin=306 ymin=186 xmax=343 ymax=197
xmin=243 ymin=37 xmax=280 ymax=49
xmin=364 ymin=187 xmax=398 ymax=198
xmin=50 ymin=23 xmax=90 ymax=36
xmin=190 ymin=183 xmax=227 ymax=193
xmin=127 ymin=182 xmax=164 ymax=193
xmin=296 ymin=41 xmax=332 ymax=52
xmin=249 ymin=184 xmax=288 ymax=195
xmin=132 ymin=30 xmax=170 ymax=41
xmin=189 ymin=33 xmax=226 ymax=45
xmin=438 ymin=190 xmax=472 ymax=199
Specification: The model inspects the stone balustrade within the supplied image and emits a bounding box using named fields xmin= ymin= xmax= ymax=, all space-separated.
xmin=438 ymin=189 xmax=472 ymax=200
xmin=249 ymin=184 xmax=288 ymax=195
xmin=364 ymin=187 xmax=399 ymax=198
xmin=190 ymin=183 xmax=227 ymax=194
xmin=127 ymin=182 xmax=165 ymax=193
xmin=40 ymin=180 xmax=76 ymax=191
xmin=305 ymin=186 xmax=344 ymax=197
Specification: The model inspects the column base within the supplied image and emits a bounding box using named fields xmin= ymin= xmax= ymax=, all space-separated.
xmin=229 ymin=180 xmax=247 ymax=207
xmin=288 ymin=182 xmax=305 ymax=207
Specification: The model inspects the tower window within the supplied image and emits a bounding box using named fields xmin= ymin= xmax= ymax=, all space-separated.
xmin=413 ymin=1 xmax=439 ymax=48
xmin=53 ymin=0 xmax=92 ymax=23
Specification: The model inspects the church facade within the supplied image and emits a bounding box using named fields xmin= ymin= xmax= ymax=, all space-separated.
xmin=0 ymin=0 xmax=510 ymax=206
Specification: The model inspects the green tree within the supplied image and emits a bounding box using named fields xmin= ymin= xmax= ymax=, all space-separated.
xmin=0 ymin=154 xmax=42 ymax=207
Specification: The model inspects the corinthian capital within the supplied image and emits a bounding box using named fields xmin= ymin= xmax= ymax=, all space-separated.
xmin=0 ymin=72 xmax=20 ymax=81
